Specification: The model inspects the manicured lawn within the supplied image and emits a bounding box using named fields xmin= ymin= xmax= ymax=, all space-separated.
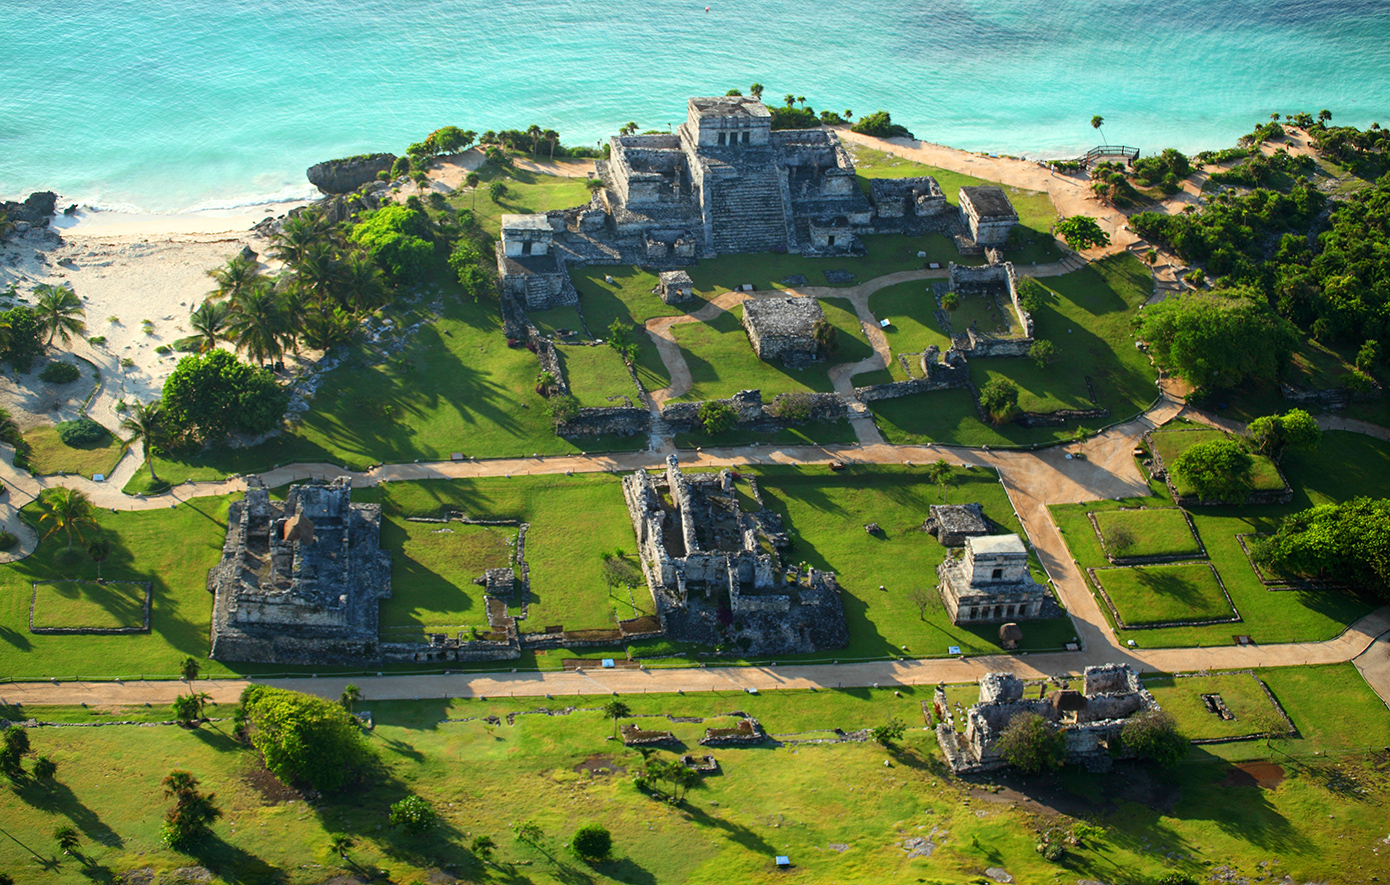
xmin=22 ymin=424 xmax=125 ymax=478
xmin=527 ymin=305 xmax=587 ymax=338
xmin=377 ymin=521 xmax=516 ymax=640
xmin=871 ymin=254 xmax=1159 ymax=444
xmin=670 ymin=297 xmax=871 ymax=403
xmin=0 ymin=497 xmax=233 ymax=680
xmin=1092 ymin=562 xmax=1234 ymax=626
xmin=948 ymin=290 xmax=1019 ymax=337
xmin=380 ymin=475 xmax=645 ymax=634
xmin=123 ymin=295 xmax=647 ymax=494
xmin=4 ymin=669 xmax=1390 ymax=885
xmin=555 ymin=343 xmax=641 ymax=408
xmin=865 ymin=280 xmax=953 ymax=382
xmin=1092 ymin=507 xmax=1202 ymax=559
xmin=1149 ymin=428 xmax=1286 ymax=496
xmin=451 ymin=164 xmax=593 ymax=238
xmin=847 ymin=143 xmax=1062 ymax=265
xmin=29 ymin=580 xmax=147 ymax=630
xmin=1142 ymin=671 xmax=1284 ymax=740
xmin=682 ymin=234 xmax=941 ymax=295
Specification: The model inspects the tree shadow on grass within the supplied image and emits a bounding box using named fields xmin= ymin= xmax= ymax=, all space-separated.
xmin=679 ymin=801 xmax=778 ymax=856
xmin=184 ymin=832 xmax=288 ymax=884
xmin=592 ymin=857 xmax=655 ymax=885
xmin=14 ymin=777 xmax=124 ymax=848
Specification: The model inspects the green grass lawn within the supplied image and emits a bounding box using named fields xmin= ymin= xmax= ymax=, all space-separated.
xmin=847 ymin=144 xmax=1061 ymax=265
xmin=123 ymin=295 xmax=647 ymax=494
xmin=450 ymin=164 xmax=593 ymax=238
xmin=948 ymin=290 xmax=1019 ymax=338
xmin=378 ymin=521 xmax=516 ymax=640
xmin=1149 ymin=427 xmax=1286 ymax=495
xmin=4 ymin=666 xmax=1390 ymax=885
xmin=1142 ymin=671 xmax=1284 ymax=740
xmin=670 ymin=297 xmax=872 ymax=403
xmin=22 ymin=424 xmax=125 ymax=478
xmin=1092 ymin=562 xmax=1235 ymax=626
xmin=864 ymin=280 xmax=952 ymax=382
xmin=555 ymin=343 xmax=641 ymax=408
xmin=871 ymin=254 xmax=1158 ymax=444
xmin=682 ymin=233 xmax=945 ymax=295
xmin=29 ymin=580 xmax=147 ymax=630
xmin=527 ymin=305 xmax=588 ymax=338
xmin=0 ymin=497 xmax=233 ymax=679
xmin=1092 ymin=507 xmax=1202 ymax=559
xmin=1052 ymin=430 xmax=1387 ymax=646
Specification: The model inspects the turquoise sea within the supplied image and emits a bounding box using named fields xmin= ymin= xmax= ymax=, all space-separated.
xmin=2 ymin=0 xmax=1387 ymax=213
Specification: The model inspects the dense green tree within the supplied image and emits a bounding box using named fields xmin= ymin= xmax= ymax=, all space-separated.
xmin=227 ymin=282 xmax=290 ymax=365
xmin=1134 ymin=289 xmax=1299 ymax=391
xmin=1028 ymin=338 xmax=1059 ymax=369
xmin=571 ymin=823 xmax=612 ymax=862
xmin=1053 ymin=215 xmax=1111 ymax=250
xmin=389 ymin=796 xmax=438 ymax=835
xmin=1255 ymin=497 xmax=1390 ymax=598
xmin=852 ymin=110 xmax=913 ymax=139
xmin=270 ymin=212 xmax=334 ymax=267
xmin=161 ymin=770 xmax=222 ymax=849
xmin=38 ymin=487 xmax=97 ymax=552
xmin=1171 ymin=438 xmax=1254 ymax=503
xmin=161 ymin=349 xmax=288 ymax=444
xmin=995 ymin=711 xmax=1065 ymax=773
xmin=340 ymin=251 xmax=388 ymax=314
xmin=1120 ymin=711 xmax=1188 ymax=767
xmin=1246 ymin=409 xmax=1321 ymax=464
xmin=698 ymin=400 xmax=737 ymax=435
xmin=979 ymin=377 xmax=1020 ymax=424
xmin=32 ymin=284 xmax=85 ymax=346
xmin=240 ymin=685 xmax=375 ymax=792
xmin=0 ymin=306 xmax=44 ymax=370
xmin=348 ymin=204 xmax=434 ymax=284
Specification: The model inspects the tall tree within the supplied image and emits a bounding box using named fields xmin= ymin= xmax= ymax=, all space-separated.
xmin=527 ymin=124 xmax=543 ymax=160
xmin=32 ymin=284 xmax=86 ymax=346
xmin=748 ymin=82 xmax=764 ymax=100
xmin=339 ymin=252 xmax=387 ymax=315
xmin=39 ymin=487 xmax=97 ymax=552
xmin=270 ymin=211 xmax=333 ymax=267
xmin=227 ymin=282 xmax=289 ymax=365
xmin=205 ymin=253 xmax=262 ymax=301
xmin=187 ymin=299 xmax=230 ymax=353
xmin=290 ymin=241 xmax=344 ymax=311
xmin=87 ymin=538 xmax=111 ymax=583
xmin=465 ymin=172 xmax=482 ymax=210
xmin=1091 ymin=114 xmax=1107 ymax=143
xmin=602 ymin=699 xmax=631 ymax=740
xmin=544 ymin=129 xmax=559 ymax=162
xmin=120 ymin=400 xmax=164 ymax=482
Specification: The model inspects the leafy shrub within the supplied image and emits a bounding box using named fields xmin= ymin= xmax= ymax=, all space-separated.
xmin=389 ymin=796 xmax=438 ymax=835
xmin=978 ymin=378 xmax=1020 ymax=424
xmin=161 ymin=350 xmax=288 ymax=445
xmin=698 ymin=400 xmax=737 ymax=435
xmin=39 ymin=361 xmax=81 ymax=384
xmin=1015 ymin=277 xmax=1050 ymax=314
xmin=768 ymin=392 xmax=816 ymax=421
xmin=995 ymin=711 xmax=1065 ymax=773
xmin=154 ymin=345 xmax=172 ymax=355
xmin=86 ymin=336 xmax=106 ymax=347
xmin=348 ymin=204 xmax=434 ymax=285
xmin=239 ymin=685 xmax=375 ymax=792
xmin=571 ymin=823 xmax=612 ymax=861
xmin=0 ymin=531 xmax=16 ymax=551
xmin=56 ymin=417 xmax=108 ymax=447
xmin=1171 ymin=438 xmax=1254 ymax=503
xmin=769 ymin=106 xmax=819 ymax=130
xmin=548 ymin=394 xmax=580 ymax=429
xmin=1120 ymin=711 xmax=1189 ymax=767
xmin=851 ymin=110 xmax=913 ymax=139
xmin=0 ymin=307 xmax=43 ymax=371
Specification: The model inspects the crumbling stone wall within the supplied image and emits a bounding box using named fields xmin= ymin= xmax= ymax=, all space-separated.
xmin=660 ymin=389 xmax=847 ymax=432
xmin=854 ymin=346 xmax=971 ymax=401
xmin=557 ymin=406 xmax=650 ymax=438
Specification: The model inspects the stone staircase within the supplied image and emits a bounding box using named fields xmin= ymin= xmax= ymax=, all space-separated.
xmin=708 ymin=165 xmax=790 ymax=254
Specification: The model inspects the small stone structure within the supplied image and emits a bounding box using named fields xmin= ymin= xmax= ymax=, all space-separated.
xmin=923 ymin=503 xmax=990 ymax=546
xmin=958 ymin=186 xmax=1018 ymax=246
xmin=208 ymin=478 xmax=392 ymax=664
xmin=935 ymin=664 xmax=1163 ymax=773
xmin=947 ymin=262 xmax=1034 ymax=357
xmin=869 ymin=177 xmax=947 ymax=218
xmin=700 ymin=717 xmax=766 ymax=746
xmin=807 ymin=217 xmax=859 ymax=254
xmin=622 ymin=455 xmax=848 ymax=656
xmin=495 ymin=213 xmax=575 ymax=310
xmin=656 ymin=270 xmax=695 ymax=304
xmin=937 ymin=534 xmax=1051 ymax=625
xmin=742 ymin=297 xmax=825 ymax=366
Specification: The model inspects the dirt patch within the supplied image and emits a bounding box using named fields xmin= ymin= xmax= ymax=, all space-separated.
xmin=574 ymin=754 xmax=626 ymax=777
xmin=241 ymin=759 xmax=304 ymax=805
xmin=1221 ymin=761 xmax=1285 ymax=790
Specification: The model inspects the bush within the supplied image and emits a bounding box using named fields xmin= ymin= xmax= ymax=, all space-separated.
xmin=0 ymin=532 xmax=16 ymax=551
xmin=55 ymin=417 xmax=108 ymax=447
xmin=161 ymin=350 xmax=288 ymax=445
xmin=768 ymin=392 xmax=816 ymax=422
xmin=1171 ymin=438 xmax=1253 ymax=504
xmin=698 ymin=400 xmax=737 ymax=435
xmin=1028 ymin=339 xmax=1059 ymax=369
xmin=347 ymin=204 xmax=434 ymax=285
xmin=389 ymin=796 xmax=438 ymax=835
xmin=978 ymin=378 xmax=1020 ymax=424
xmin=39 ymin=361 xmax=81 ymax=384
xmin=0 ymin=307 xmax=44 ymax=371
xmin=239 ymin=685 xmax=374 ymax=792
xmin=1120 ymin=711 xmax=1188 ymax=767
xmin=851 ymin=110 xmax=914 ymax=140
xmin=1015 ymin=278 xmax=1050 ymax=314
xmin=995 ymin=711 xmax=1065 ymax=773
xmin=548 ymin=394 xmax=580 ymax=429
xmin=571 ymin=822 xmax=612 ymax=861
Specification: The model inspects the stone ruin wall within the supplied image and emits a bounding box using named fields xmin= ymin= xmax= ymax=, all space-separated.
xmin=659 ymin=389 xmax=847 ymax=433
xmin=854 ymin=345 xmax=971 ymax=402
xmin=949 ymin=262 xmax=1032 ymax=338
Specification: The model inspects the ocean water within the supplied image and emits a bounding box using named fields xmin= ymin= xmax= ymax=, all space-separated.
xmin=2 ymin=0 xmax=1387 ymax=213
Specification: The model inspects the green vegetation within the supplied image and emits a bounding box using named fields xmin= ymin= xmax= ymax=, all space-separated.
xmin=448 ymin=164 xmax=593 ymax=239
xmin=38 ymin=360 xmax=81 ymax=384
xmin=862 ymin=281 xmax=952 ymax=382
xmin=160 ymin=350 xmax=288 ymax=447
xmin=241 ymin=685 xmax=375 ymax=792
xmin=22 ymin=423 xmax=124 ymax=478
xmin=1255 ymin=497 xmax=1390 ymax=598
xmin=378 ymin=521 xmax=515 ymax=640
xmin=29 ymin=580 xmax=146 ymax=630
xmin=1150 ymin=428 xmax=1286 ymax=497
xmin=1135 ymin=288 xmax=1300 ymax=393
xmin=554 ymin=343 xmax=640 ymax=408
xmin=1092 ymin=508 xmax=1202 ymax=559
xmin=1142 ymin=672 xmax=1285 ymax=740
xmin=1093 ymin=563 xmax=1234 ymax=626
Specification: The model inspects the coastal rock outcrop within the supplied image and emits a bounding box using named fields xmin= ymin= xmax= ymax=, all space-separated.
xmin=2 ymin=191 xmax=58 ymax=228
xmin=306 ymin=154 xmax=397 ymax=195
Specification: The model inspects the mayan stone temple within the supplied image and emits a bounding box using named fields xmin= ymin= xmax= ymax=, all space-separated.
xmin=208 ymin=477 xmax=392 ymax=664
xmin=622 ymin=455 xmax=848 ymax=655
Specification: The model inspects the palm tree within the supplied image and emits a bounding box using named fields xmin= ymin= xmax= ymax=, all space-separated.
xmin=527 ymin=124 xmax=543 ymax=160
xmin=53 ymin=825 xmax=80 ymax=857
xmin=544 ymin=129 xmax=559 ymax=162
xmin=188 ymin=299 xmax=230 ymax=353
xmin=270 ymin=211 xmax=331 ymax=267
xmin=180 ymin=656 xmax=201 ymax=683
xmin=205 ymin=253 xmax=261 ymax=301
xmin=783 ymin=94 xmax=795 ymax=108
xmin=340 ymin=683 xmax=362 ymax=713
xmin=33 ymin=284 xmax=86 ymax=346
xmin=88 ymin=538 xmax=111 ymax=582
xmin=465 ymin=172 xmax=481 ymax=210
xmin=227 ymin=282 xmax=289 ymax=365
xmin=120 ymin=401 xmax=163 ymax=482
xmin=39 ymin=487 xmax=97 ymax=552
xmin=339 ymin=252 xmax=387 ymax=315
xmin=796 ymin=95 xmax=806 ymax=107
xmin=1091 ymin=114 xmax=1106 ymax=144
xmin=749 ymin=82 xmax=764 ymax=100
xmin=602 ymin=699 xmax=631 ymax=740
xmin=301 ymin=305 xmax=355 ymax=352
xmin=289 ymin=241 xmax=344 ymax=311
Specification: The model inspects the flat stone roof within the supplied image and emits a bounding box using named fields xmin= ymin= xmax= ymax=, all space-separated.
xmin=688 ymin=96 xmax=772 ymax=120
xmin=743 ymin=296 xmax=824 ymax=336
xmin=967 ymin=534 xmax=1027 ymax=556
xmin=659 ymin=270 xmax=693 ymax=285
xmin=959 ymin=186 xmax=1018 ymax=219
xmin=500 ymin=213 xmax=553 ymax=232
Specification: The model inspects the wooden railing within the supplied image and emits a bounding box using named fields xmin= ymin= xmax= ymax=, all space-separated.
xmin=1077 ymin=144 xmax=1141 ymax=165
